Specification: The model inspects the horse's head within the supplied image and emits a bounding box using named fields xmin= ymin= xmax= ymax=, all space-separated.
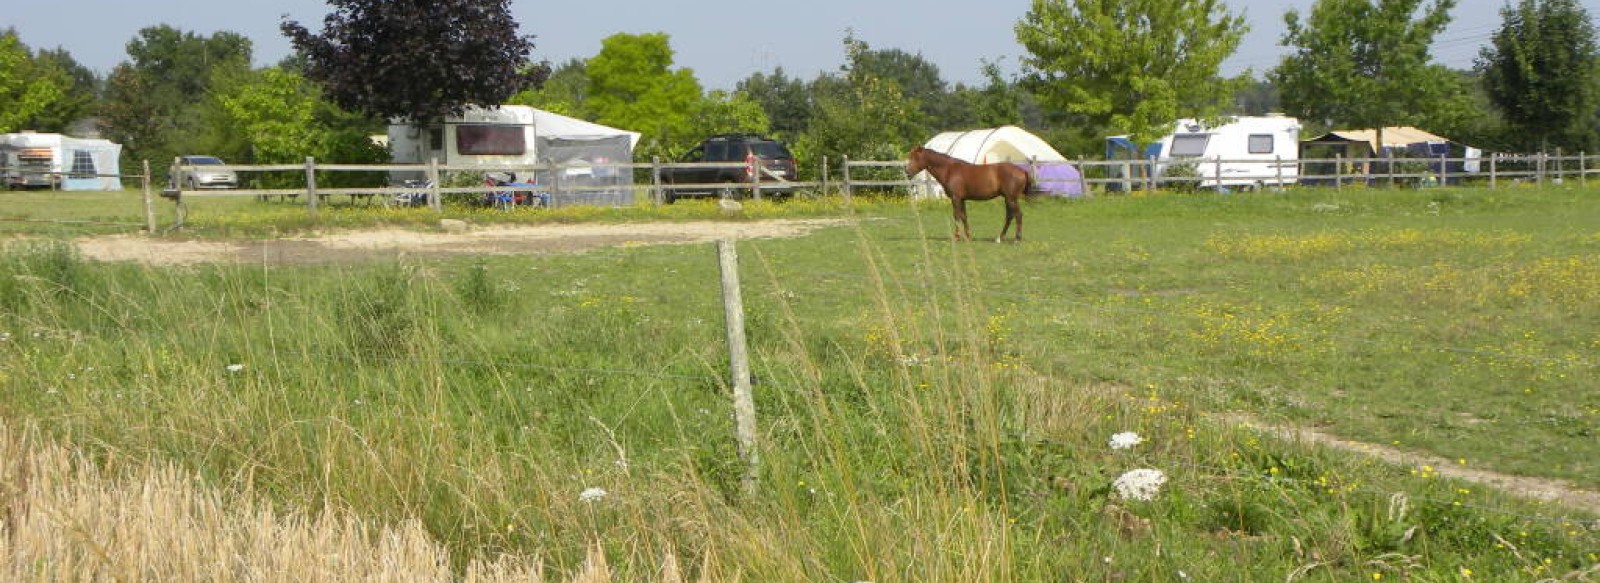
xmin=906 ymin=146 xmax=928 ymax=177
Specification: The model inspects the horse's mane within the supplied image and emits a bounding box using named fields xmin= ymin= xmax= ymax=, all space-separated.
xmin=915 ymin=147 xmax=965 ymax=167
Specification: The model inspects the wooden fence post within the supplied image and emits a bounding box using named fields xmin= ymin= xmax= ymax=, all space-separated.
xmin=651 ymin=156 xmax=663 ymax=205
xmin=841 ymin=155 xmax=853 ymax=204
xmin=1146 ymin=155 xmax=1156 ymax=192
xmin=1386 ymin=150 xmax=1396 ymax=190
xmin=717 ymin=239 xmax=760 ymax=496
xmin=1213 ymin=157 xmax=1222 ymax=191
xmin=1335 ymin=154 xmax=1343 ymax=191
xmin=1582 ymin=152 xmax=1588 ymax=188
xmin=427 ymin=157 xmax=442 ymax=212
xmin=1489 ymin=154 xmax=1498 ymax=189
xmin=821 ymin=156 xmax=830 ymax=199
xmin=305 ymin=156 xmax=319 ymax=218
xmin=141 ymin=160 xmax=156 ymax=233
xmin=751 ymin=154 xmax=762 ymax=201
xmin=1077 ymin=157 xmax=1089 ymax=197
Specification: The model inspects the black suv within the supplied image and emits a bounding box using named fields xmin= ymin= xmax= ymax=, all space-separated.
xmin=660 ymin=134 xmax=798 ymax=202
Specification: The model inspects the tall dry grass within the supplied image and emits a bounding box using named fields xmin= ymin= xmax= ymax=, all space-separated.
xmin=0 ymin=419 xmax=711 ymax=582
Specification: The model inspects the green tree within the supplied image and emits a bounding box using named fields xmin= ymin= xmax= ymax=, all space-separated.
xmin=969 ymin=60 xmax=1027 ymax=128
xmin=99 ymin=26 xmax=253 ymax=166
xmin=1270 ymin=0 xmax=1465 ymax=138
xmin=16 ymin=47 xmax=99 ymax=133
xmin=1015 ymin=0 xmax=1248 ymax=143
xmin=584 ymin=32 xmax=704 ymax=158
xmin=282 ymin=0 xmax=546 ymax=123
xmin=124 ymin=26 xmax=251 ymax=101
xmin=207 ymin=67 xmax=386 ymax=186
xmin=508 ymin=58 xmax=590 ymax=118
xmin=795 ymin=33 xmax=925 ymax=164
xmin=736 ymin=68 xmax=812 ymax=138
xmin=691 ymin=90 xmax=770 ymax=137
xmin=1477 ymin=0 xmax=1600 ymax=151
xmin=1231 ymin=75 xmax=1280 ymax=116
xmin=852 ymin=46 xmax=945 ymax=132
xmin=0 ymin=30 xmax=67 ymax=133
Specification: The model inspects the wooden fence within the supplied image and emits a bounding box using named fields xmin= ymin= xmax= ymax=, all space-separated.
xmin=9 ymin=152 xmax=1588 ymax=231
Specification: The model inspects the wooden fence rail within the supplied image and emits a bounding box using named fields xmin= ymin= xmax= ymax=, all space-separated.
xmin=14 ymin=150 xmax=1577 ymax=231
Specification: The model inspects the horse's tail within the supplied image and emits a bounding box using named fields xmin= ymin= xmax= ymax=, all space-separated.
xmin=1020 ymin=164 xmax=1042 ymax=199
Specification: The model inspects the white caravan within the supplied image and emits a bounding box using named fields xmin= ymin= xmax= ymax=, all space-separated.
xmin=0 ymin=131 xmax=123 ymax=190
xmin=1152 ymin=115 xmax=1301 ymax=190
xmin=385 ymin=105 xmax=641 ymax=206
xmin=386 ymin=105 xmax=639 ymax=180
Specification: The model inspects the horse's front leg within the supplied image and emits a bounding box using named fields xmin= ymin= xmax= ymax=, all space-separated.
xmin=952 ymin=198 xmax=972 ymax=241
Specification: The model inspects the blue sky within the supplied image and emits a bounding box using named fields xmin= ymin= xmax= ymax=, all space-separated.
xmin=2 ymin=0 xmax=1580 ymax=90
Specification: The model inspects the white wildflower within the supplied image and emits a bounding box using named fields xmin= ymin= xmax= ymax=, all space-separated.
xmin=579 ymin=487 xmax=608 ymax=503
xmin=225 ymin=364 xmax=245 ymax=373
xmin=1109 ymin=431 xmax=1144 ymax=450
xmin=1113 ymin=468 xmax=1168 ymax=501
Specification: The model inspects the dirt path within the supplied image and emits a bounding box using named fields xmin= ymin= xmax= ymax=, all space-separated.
xmin=1238 ymin=417 xmax=1600 ymax=517
xmin=73 ymin=219 xmax=852 ymax=265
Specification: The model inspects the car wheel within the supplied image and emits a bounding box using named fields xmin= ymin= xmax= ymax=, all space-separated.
xmin=663 ymin=190 xmax=678 ymax=204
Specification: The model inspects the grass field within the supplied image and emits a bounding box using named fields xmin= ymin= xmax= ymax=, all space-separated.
xmin=1 ymin=185 xmax=1597 ymax=581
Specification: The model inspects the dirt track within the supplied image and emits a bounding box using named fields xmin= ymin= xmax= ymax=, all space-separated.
xmin=74 ymin=219 xmax=851 ymax=265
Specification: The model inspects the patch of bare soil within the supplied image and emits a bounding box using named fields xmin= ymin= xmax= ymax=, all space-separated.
xmin=74 ymin=219 xmax=852 ymax=266
xmin=1237 ymin=417 xmax=1600 ymax=517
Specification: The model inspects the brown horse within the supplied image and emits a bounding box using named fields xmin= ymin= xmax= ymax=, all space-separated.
xmin=906 ymin=146 xmax=1033 ymax=242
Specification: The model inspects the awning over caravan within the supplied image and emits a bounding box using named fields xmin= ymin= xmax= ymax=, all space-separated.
xmin=528 ymin=109 xmax=642 ymax=151
xmin=1305 ymin=126 xmax=1453 ymax=158
xmin=916 ymin=126 xmax=1083 ymax=197
xmin=0 ymin=132 xmax=123 ymax=191
xmin=1300 ymin=126 xmax=1482 ymax=181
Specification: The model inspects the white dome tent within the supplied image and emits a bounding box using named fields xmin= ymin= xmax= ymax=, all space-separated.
xmin=911 ymin=126 xmax=1083 ymax=198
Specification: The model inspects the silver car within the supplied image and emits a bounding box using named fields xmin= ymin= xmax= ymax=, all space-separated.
xmin=175 ymin=155 xmax=239 ymax=189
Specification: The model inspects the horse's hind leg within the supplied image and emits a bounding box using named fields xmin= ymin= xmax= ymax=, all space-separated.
xmin=1012 ymin=198 xmax=1023 ymax=242
xmin=1000 ymin=197 xmax=1022 ymax=242
xmin=952 ymin=199 xmax=972 ymax=241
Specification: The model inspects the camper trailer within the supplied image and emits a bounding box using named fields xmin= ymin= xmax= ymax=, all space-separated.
xmin=0 ymin=131 xmax=123 ymax=190
xmin=386 ymin=105 xmax=641 ymax=206
xmin=1152 ymin=115 xmax=1301 ymax=191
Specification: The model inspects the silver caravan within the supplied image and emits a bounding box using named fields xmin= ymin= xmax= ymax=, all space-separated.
xmin=1153 ymin=115 xmax=1301 ymax=191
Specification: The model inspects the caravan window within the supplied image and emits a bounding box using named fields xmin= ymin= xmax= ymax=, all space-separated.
xmin=1248 ymin=134 xmax=1274 ymax=154
xmin=456 ymin=125 xmax=526 ymax=155
xmin=1170 ymin=135 xmax=1210 ymax=157
xmin=69 ymin=150 xmax=96 ymax=179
